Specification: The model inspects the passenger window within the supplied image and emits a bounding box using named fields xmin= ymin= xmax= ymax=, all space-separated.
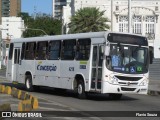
xmin=76 ymin=39 xmax=91 ymax=60
xmin=9 ymin=43 xmax=14 ymax=60
xmin=48 ymin=41 xmax=61 ymax=60
xmin=25 ymin=42 xmax=36 ymax=60
xmin=36 ymin=41 xmax=48 ymax=60
xmin=61 ymin=40 xmax=76 ymax=60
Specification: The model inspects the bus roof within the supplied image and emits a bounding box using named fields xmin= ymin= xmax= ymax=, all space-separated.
xmin=11 ymin=31 xmax=147 ymax=45
xmin=11 ymin=31 xmax=108 ymax=43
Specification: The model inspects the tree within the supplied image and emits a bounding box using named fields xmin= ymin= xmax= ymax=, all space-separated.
xmin=19 ymin=13 xmax=62 ymax=37
xmin=68 ymin=7 xmax=110 ymax=33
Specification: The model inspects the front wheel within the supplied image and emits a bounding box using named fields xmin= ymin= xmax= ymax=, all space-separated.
xmin=109 ymin=93 xmax=122 ymax=100
xmin=25 ymin=75 xmax=34 ymax=92
xmin=77 ymin=80 xmax=86 ymax=99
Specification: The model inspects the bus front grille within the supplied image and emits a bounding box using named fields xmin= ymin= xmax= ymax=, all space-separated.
xmin=118 ymin=82 xmax=138 ymax=85
xmin=121 ymin=87 xmax=136 ymax=91
xmin=115 ymin=76 xmax=142 ymax=81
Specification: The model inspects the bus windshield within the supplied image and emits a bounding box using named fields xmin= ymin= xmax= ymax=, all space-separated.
xmin=106 ymin=43 xmax=148 ymax=74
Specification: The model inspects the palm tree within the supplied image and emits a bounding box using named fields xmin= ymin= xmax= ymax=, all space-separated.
xmin=68 ymin=7 xmax=110 ymax=33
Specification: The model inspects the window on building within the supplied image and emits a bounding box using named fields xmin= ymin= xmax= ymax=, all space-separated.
xmin=155 ymin=6 xmax=159 ymax=11
xmin=36 ymin=41 xmax=48 ymax=60
xmin=119 ymin=16 xmax=128 ymax=32
xmin=61 ymin=40 xmax=76 ymax=60
xmin=145 ymin=16 xmax=155 ymax=40
xmin=48 ymin=41 xmax=61 ymax=60
xmin=116 ymin=6 xmax=119 ymax=11
xmin=76 ymin=39 xmax=91 ymax=60
xmin=9 ymin=43 xmax=14 ymax=60
xmin=133 ymin=16 xmax=142 ymax=34
xmin=25 ymin=42 xmax=36 ymax=60
xmin=145 ymin=16 xmax=155 ymax=34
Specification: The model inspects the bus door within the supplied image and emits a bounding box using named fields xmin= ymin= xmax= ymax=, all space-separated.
xmin=12 ymin=48 xmax=21 ymax=82
xmin=91 ymin=45 xmax=103 ymax=91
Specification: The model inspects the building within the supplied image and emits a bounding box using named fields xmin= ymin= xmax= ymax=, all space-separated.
xmin=53 ymin=0 xmax=71 ymax=19
xmin=0 ymin=17 xmax=24 ymax=66
xmin=0 ymin=0 xmax=21 ymax=17
xmin=1 ymin=17 xmax=24 ymax=41
xmin=0 ymin=0 xmax=21 ymax=67
xmin=63 ymin=0 xmax=160 ymax=58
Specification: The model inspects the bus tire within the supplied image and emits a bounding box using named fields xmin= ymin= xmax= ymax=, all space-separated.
xmin=109 ymin=93 xmax=122 ymax=100
xmin=25 ymin=75 xmax=34 ymax=92
xmin=77 ymin=80 xmax=86 ymax=99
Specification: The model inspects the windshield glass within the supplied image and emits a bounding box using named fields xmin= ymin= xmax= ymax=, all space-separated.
xmin=106 ymin=44 xmax=149 ymax=74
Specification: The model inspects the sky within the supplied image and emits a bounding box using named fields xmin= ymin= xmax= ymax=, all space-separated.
xmin=22 ymin=0 xmax=53 ymax=15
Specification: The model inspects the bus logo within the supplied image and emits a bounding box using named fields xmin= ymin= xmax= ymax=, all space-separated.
xmin=37 ymin=64 xmax=57 ymax=71
xmin=127 ymin=82 xmax=130 ymax=86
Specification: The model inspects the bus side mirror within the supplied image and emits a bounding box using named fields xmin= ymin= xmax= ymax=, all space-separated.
xmin=149 ymin=50 xmax=153 ymax=64
xmin=105 ymin=45 xmax=110 ymax=56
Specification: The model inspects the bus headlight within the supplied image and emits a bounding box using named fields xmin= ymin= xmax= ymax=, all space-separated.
xmin=108 ymin=76 xmax=119 ymax=85
xmin=139 ymin=79 xmax=148 ymax=86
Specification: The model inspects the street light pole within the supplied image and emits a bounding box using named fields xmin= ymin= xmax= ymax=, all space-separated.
xmin=128 ymin=0 xmax=132 ymax=33
xmin=20 ymin=27 xmax=48 ymax=36
xmin=111 ymin=0 xmax=113 ymax=31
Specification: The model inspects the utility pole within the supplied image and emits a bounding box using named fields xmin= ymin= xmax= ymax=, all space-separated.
xmin=111 ymin=0 xmax=113 ymax=31
xmin=128 ymin=0 xmax=132 ymax=33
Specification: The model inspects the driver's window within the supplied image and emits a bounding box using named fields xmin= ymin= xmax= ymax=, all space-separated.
xmin=110 ymin=45 xmax=122 ymax=67
xmin=135 ymin=49 xmax=144 ymax=63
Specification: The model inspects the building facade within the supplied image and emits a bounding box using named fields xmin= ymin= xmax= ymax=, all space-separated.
xmin=1 ymin=17 xmax=24 ymax=40
xmin=53 ymin=0 xmax=71 ymax=19
xmin=63 ymin=0 xmax=160 ymax=58
xmin=0 ymin=17 xmax=24 ymax=66
xmin=0 ymin=0 xmax=21 ymax=17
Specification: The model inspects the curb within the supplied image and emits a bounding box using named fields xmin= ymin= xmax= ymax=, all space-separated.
xmin=0 ymin=84 xmax=39 ymax=112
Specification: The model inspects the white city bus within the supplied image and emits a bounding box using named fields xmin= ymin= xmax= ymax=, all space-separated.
xmin=6 ymin=32 xmax=152 ymax=99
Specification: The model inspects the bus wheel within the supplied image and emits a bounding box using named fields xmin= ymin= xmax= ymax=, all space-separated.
xmin=25 ymin=75 xmax=33 ymax=92
xmin=109 ymin=93 xmax=122 ymax=100
xmin=77 ymin=80 xmax=86 ymax=99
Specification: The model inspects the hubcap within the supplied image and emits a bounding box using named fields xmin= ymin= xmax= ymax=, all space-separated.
xmin=78 ymin=84 xmax=83 ymax=94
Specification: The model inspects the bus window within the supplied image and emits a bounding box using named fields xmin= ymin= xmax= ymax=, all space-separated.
xmin=9 ymin=43 xmax=14 ymax=60
xmin=61 ymin=40 xmax=76 ymax=60
xmin=76 ymin=39 xmax=91 ymax=60
xmin=48 ymin=41 xmax=61 ymax=60
xmin=36 ymin=41 xmax=48 ymax=60
xmin=25 ymin=42 xmax=36 ymax=60
xmin=21 ymin=43 xmax=25 ymax=60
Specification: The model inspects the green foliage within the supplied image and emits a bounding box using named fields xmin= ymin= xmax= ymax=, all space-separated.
xmin=19 ymin=12 xmax=62 ymax=37
xmin=68 ymin=7 xmax=110 ymax=34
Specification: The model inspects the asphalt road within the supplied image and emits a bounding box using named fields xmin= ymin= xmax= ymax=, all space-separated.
xmin=3 ymin=82 xmax=159 ymax=120
xmin=0 ymin=69 xmax=159 ymax=120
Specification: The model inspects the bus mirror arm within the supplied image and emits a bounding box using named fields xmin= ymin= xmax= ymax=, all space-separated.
xmin=149 ymin=51 xmax=153 ymax=64
xmin=106 ymin=56 xmax=111 ymax=65
xmin=105 ymin=46 xmax=110 ymax=56
xmin=19 ymin=59 xmax=22 ymax=65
